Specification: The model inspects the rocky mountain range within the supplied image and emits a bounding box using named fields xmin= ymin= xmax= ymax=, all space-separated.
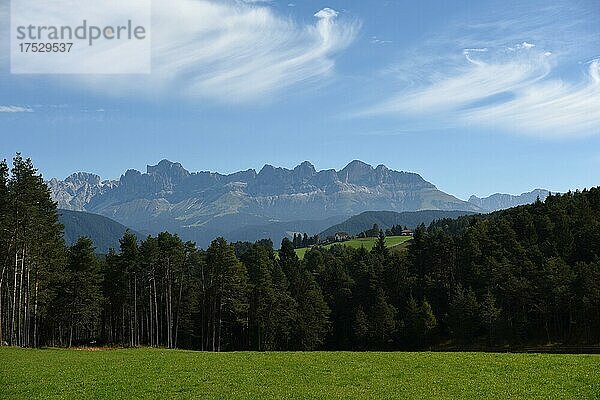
xmin=468 ymin=189 xmax=551 ymax=212
xmin=48 ymin=160 xmax=480 ymax=247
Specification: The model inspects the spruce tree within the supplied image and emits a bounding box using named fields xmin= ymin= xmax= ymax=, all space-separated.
xmin=64 ymin=237 xmax=103 ymax=347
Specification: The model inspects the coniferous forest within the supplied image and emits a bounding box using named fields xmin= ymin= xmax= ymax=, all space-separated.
xmin=1 ymin=155 xmax=599 ymax=350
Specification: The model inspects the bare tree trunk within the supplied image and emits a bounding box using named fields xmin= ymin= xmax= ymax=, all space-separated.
xmin=153 ymin=275 xmax=158 ymax=346
xmin=174 ymin=270 xmax=184 ymax=349
xmin=23 ymin=260 xmax=29 ymax=346
xmin=121 ymin=305 xmax=125 ymax=347
xmin=167 ymin=261 xmax=172 ymax=348
xmin=10 ymin=249 xmax=18 ymax=345
xmin=211 ymin=297 xmax=217 ymax=352
xmin=217 ymin=300 xmax=223 ymax=352
xmin=134 ymin=273 xmax=138 ymax=346
xmin=0 ymin=259 xmax=7 ymax=345
xmin=148 ymin=279 xmax=153 ymax=346
xmin=33 ymin=275 xmax=38 ymax=347
xmin=17 ymin=248 xmax=25 ymax=346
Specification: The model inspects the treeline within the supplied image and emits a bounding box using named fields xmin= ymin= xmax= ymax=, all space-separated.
xmin=291 ymin=233 xmax=319 ymax=249
xmin=1 ymin=155 xmax=599 ymax=350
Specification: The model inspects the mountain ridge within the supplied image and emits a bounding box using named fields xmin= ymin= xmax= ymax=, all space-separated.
xmin=48 ymin=160 xmax=481 ymax=247
xmin=468 ymin=189 xmax=551 ymax=212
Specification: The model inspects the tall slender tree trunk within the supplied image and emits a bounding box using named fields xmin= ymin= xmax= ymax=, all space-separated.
xmin=0 ymin=260 xmax=7 ymax=345
xmin=23 ymin=260 xmax=29 ymax=346
xmin=217 ymin=300 xmax=223 ymax=352
xmin=17 ymin=248 xmax=25 ymax=346
xmin=211 ymin=297 xmax=217 ymax=352
xmin=121 ymin=305 xmax=125 ymax=347
xmin=134 ymin=273 xmax=138 ymax=346
xmin=174 ymin=270 xmax=184 ymax=349
xmin=10 ymin=249 xmax=18 ymax=345
xmin=167 ymin=262 xmax=172 ymax=348
xmin=33 ymin=275 xmax=38 ymax=347
xmin=153 ymin=275 xmax=158 ymax=346
xmin=148 ymin=279 xmax=153 ymax=346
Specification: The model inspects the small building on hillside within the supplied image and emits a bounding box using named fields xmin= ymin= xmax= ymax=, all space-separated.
xmin=334 ymin=232 xmax=351 ymax=241
xmin=401 ymin=229 xmax=414 ymax=236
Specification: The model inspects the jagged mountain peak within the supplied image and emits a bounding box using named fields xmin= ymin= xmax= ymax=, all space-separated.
xmin=468 ymin=188 xmax=551 ymax=212
xmin=343 ymin=159 xmax=373 ymax=171
xmin=294 ymin=160 xmax=316 ymax=173
xmin=64 ymin=171 xmax=102 ymax=186
xmin=49 ymin=159 xmax=480 ymax=246
xmin=339 ymin=160 xmax=374 ymax=184
xmin=147 ymin=159 xmax=190 ymax=177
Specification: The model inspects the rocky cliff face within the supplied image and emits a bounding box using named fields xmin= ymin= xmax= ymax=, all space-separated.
xmin=48 ymin=172 xmax=118 ymax=211
xmin=49 ymin=160 xmax=480 ymax=246
xmin=468 ymin=189 xmax=551 ymax=212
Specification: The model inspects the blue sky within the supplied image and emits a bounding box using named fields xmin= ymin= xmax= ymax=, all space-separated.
xmin=1 ymin=0 xmax=599 ymax=199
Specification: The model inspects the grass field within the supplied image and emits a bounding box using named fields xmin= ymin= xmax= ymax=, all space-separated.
xmin=295 ymin=235 xmax=413 ymax=258
xmin=1 ymin=348 xmax=598 ymax=399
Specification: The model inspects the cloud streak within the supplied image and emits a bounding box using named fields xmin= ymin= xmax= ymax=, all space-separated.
xmin=463 ymin=59 xmax=600 ymax=137
xmin=356 ymin=2 xmax=600 ymax=138
xmin=76 ymin=0 xmax=358 ymax=102
xmin=0 ymin=105 xmax=33 ymax=113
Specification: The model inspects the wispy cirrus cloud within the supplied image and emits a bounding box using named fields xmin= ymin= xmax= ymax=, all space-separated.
xmin=0 ymin=0 xmax=358 ymax=103
xmin=0 ymin=105 xmax=33 ymax=113
xmin=356 ymin=2 xmax=600 ymax=138
xmin=462 ymin=58 xmax=600 ymax=137
xmin=60 ymin=0 xmax=357 ymax=103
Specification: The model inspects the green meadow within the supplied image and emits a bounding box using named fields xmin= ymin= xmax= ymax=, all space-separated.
xmin=295 ymin=235 xmax=413 ymax=258
xmin=1 ymin=348 xmax=598 ymax=399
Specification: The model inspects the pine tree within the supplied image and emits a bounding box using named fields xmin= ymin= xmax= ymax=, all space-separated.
xmin=64 ymin=237 xmax=103 ymax=347
xmin=448 ymin=285 xmax=480 ymax=342
xmin=0 ymin=160 xmax=9 ymax=345
xmin=279 ymin=238 xmax=329 ymax=350
xmin=480 ymin=290 xmax=501 ymax=346
xmin=369 ymin=287 xmax=396 ymax=346
xmin=241 ymin=243 xmax=276 ymax=350
xmin=204 ymin=237 xmax=248 ymax=351
xmin=5 ymin=154 xmax=66 ymax=347
xmin=353 ymin=305 xmax=368 ymax=349
xmin=372 ymin=230 xmax=389 ymax=257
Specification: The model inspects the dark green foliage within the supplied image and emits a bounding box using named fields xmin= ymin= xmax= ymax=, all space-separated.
xmin=1 ymin=154 xmax=599 ymax=350
xmin=321 ymin=210 xmax=476 ymax=238
xmin=279 ymin=238 xmax=330 ymax=350
xmin=0 ymin=154 xmax=66 ymax=347
xmin=63 ymin=237 xmax=103 ymax=346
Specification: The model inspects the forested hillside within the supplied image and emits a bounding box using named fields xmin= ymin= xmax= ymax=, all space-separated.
xmin=320 ymin=210 xmax=476 ymax=238
xmin=59 ymin=209 xmax=141 ymax=253
xmin=0 ymin=155 xmax=598 ymax=350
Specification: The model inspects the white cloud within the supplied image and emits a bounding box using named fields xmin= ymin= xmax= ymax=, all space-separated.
xmin=520 ymin=41 xmax=535 ymax=49
xmin=360 ymin=48 xmax=600 ymax=137
xmin=314 ymin=8 xmax=338 ymax=19
xmin=362 ymin=49 xmax=551 ymax=116
xmin=356 ymin=2 xmax=600 ymax=139
xmin=0 ymin=106 xmax=33 ymax=113
xmin=52 ymin=0 xmax=358 ymax=103
xmin=463 ymin=60 xmax=600 ymax=137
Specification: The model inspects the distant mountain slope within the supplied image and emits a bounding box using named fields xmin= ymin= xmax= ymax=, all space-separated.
xmin=320 ymin=210 xmax=477 ymax=238
xmin=468 ymin=189 xmax=550 ymax=212
xmin=59 ymin=209 xmax=141 ymax=253
xmin=49 ymin=159 xmax=481 ymax=247
xmin=227 ymin=215 xmax=346 ymax=245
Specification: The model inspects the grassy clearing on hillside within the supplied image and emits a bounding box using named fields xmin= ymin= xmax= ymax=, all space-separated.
xmin=295 ymin=235 xmax=412 ymax=258
xmin=1 ymin=348 xmax=598 ymax=399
